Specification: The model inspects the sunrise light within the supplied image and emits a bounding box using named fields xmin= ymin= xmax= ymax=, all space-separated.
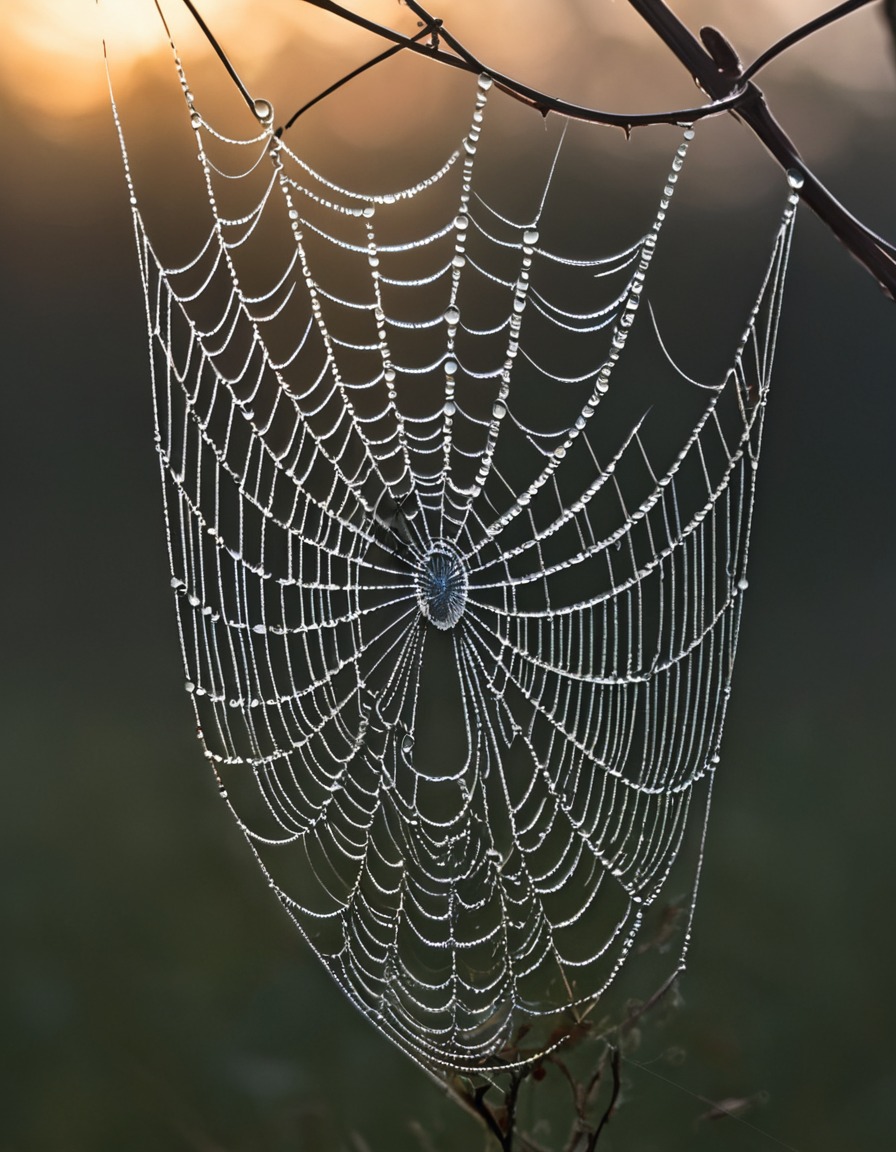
xmin=1 ymin=2 xmax=891 ymax=135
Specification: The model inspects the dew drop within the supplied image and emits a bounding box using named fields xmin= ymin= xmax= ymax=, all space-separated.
xmin=478 ymin=73 xmax=493 ymax=91
xmin=454 ymin=214 xmax=469 ymax=231
xmin=444 ymin=306 xmax=460 ymax=326
xmin=444 ymin=359 xmax=457 ymax=376
xmin=523 ymin=228 xmax=539 ymax=247
xmin=252 ymin=98 xmax=274 ymax=123
xmin=492 ymin=401 xmax=506 ymax=419
xmin=786 ymin=168 xmax=805 ymax=190
xmin=737 ymin=576 xmax=749 ymax=591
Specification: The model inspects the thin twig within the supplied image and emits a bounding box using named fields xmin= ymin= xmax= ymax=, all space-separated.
xmin=167 ymin=0 xmax=255 ymax=112
xmin=290 ymin=0 xmax=896 ymax=296
xmin=166 ymin=0 xmax=895 ymax=338
xmin=469 ymin=1083 xmax=512 ymax=1152
xmin=285 ymin=0 xmax=750 ymax=128
xmin=741 ymin=0 xmax=879 ymax=82
xmin=280 ymin=22 xmax=437 ymax=131
xmin=624 ymin=0 xmax=896 ymax=297
xmin=587 ymin=1048 xmax=621 ymax=1152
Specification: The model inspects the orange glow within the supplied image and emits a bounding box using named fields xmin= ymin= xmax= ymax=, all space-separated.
xmin=1 ymin=1 xmax=892 ymax=129
xmin=1 ymin=0 xmax=424 ymax=123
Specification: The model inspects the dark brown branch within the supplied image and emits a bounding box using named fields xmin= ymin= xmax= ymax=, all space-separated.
xmin=172 ymin=0 xmax=896 ymax=298
xmin=280 ymin=22 xmax=437 ymax=132
xmin=588 ymin=1048 xmax=621 ymax=1151
xmin=167 ymin=0 xmax=255 ymax=111
xmin=742 ymin=0 xmax=879 ymax=82
xmin=287 ymin=0 xmax=750 ymax=129
xmin=625 ymin=0 xmax=896 ymax=299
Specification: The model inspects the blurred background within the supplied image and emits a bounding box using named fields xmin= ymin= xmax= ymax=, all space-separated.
xmin=1 ymin=2 xmax=894 ymax=1150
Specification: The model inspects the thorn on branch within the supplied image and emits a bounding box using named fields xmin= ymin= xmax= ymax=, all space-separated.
xmin=173 ymin=0 xmax=896 ymax=299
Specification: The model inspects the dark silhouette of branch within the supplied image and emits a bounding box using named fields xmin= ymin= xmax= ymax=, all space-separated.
xmin=161 ymin=0 xmax=255 ymax=108
xmin=294 ymin=0 xmax=896 ymax=297
xmin=280 ymin=21 xmax=439 ymax=133
xmin=288 ymin=0 xmax=742 ymax=126
xmin=624 ymin=0 xmax=896 ymax=298
xmin=588 ymin=1048 xmax=621 ymax=1152
xmin=164 ymin=0 xmax=896 ymax=305
xmin=741 ymin=0 xmax=878 ymax=81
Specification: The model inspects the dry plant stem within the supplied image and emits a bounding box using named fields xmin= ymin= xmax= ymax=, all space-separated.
xmin=281 ymin=22 xmax=438 ymax=131
xmin=311 ymin=0 xmax=896 ymax=298
xmin=170 ymin=0 xmax=895 ymax=295
xmin=291 ymin=0 xmax=749 ymax=127
xmin=587 ymin=1050 xmax=621 ymax=1152
xmin=165 ymin=0 xmax=254 ymax=106
xmin=625 ymin=0 xmax=896 ymax=298
xmin=742 ymin=0 xmax=878 ymax=82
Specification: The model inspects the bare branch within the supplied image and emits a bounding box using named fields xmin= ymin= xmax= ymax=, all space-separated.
xmin=166 ymin=0 xmax=255 ymax=111
xmin=169 ymin=0 xmax=896 ymax=299
xmin=284 ymin=0 xmax=751 ymax=130
xmin=741 ymin=0 xmax=879 ymax=82
xmin=588 ymin=1048 xmax=621 ymax=1151
xmin=625 ymin=0 xmax=896 ymax=298
xmin=280 ymin=22 xmax=438 ymax=132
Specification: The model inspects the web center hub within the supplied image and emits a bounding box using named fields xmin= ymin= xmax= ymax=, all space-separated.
xmin=416 ymin=544 xmax=468 ymax=629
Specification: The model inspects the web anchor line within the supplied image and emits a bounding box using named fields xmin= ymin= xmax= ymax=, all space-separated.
xmin=112 ymin=19 xmax=797 ymax=1074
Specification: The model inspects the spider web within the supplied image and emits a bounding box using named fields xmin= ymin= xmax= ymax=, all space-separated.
xmin=112 ymin=32 xmax=795 ymax=1073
